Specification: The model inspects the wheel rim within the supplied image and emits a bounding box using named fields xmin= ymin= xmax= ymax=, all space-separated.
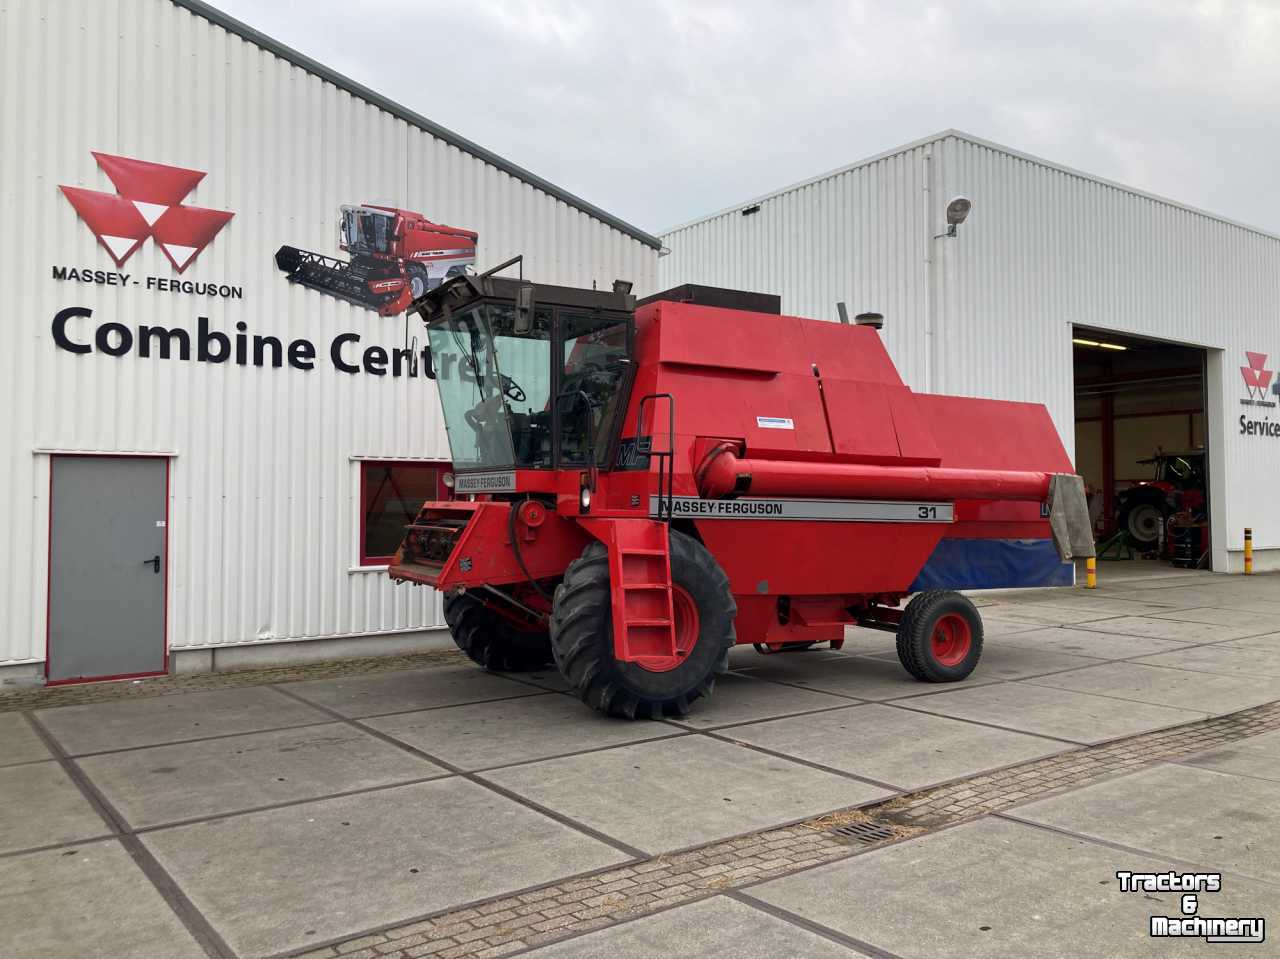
xmin=410 ymin=273 xmax=426 ymax=298
xmin=672 ymin=585 xmax=700 ymax=655
xmin=638 ymin=585 xmax=699 ymax=672
xmin=1128 ymin=504 xmax=1162 ymax=541
xmin=930 ymin=613 xmax=972 ymax=667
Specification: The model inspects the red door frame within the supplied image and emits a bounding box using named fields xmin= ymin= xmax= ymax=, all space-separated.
xmin=45 ymin=454 xmax=171 ymax=686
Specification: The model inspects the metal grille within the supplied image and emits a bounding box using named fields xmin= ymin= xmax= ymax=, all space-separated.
xmin=830 ymin=821 xmax=896 ymax=845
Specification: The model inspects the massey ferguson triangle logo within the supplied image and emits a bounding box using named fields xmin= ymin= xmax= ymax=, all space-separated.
xmin=59 ymin=152 xmax=233 ymax=273
xmin=1240 ymin=351 xmax=1278 ymax=408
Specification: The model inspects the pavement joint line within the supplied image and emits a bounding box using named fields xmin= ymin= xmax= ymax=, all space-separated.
xmin=0 ymin=647 xmax=473 ymax=713
xmin=268 ymin=683 xmax=654 ymax=862
xmin=1016 ymin=673 xmax=1274 ymax=715
xmin=993 ymin=813 xmax=1280 ymax=890
xmin=283 ymin=687 xmax=556 ymax=722
xmin=464 ymin=730 xmax=694 ymax=776
xmin=878 ymin=699 xmax=1092 ymax=747
xmin=311 ymin=694 xmax=1280 ymax=958
xmin=1168 ymin=757 xmax=1280 ymax=785
xmin=1067 ymin=621 xmax=1280 ymax=645
xmin=0 ymin=831 xmax=118 ymax=861
xmin=658 ymin=696 xmax=877 ymax=734
xmin=699 ymin=727 xmax=905 ymax=793
xmin=724 ymin=888 xmax=909 ymax=959
xmin=127 ymin=772 xmax=454 ymax=835
xmin=0 ymin=755 xmax=69 ymax=770
xmin=21 ymin=711 xmax=238 ymax=959
xmin=56 ymin=717 xmax=342 ymax=759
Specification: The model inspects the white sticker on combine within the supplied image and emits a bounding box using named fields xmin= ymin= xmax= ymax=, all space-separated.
xmin=756 ymin=416 xmax=795 ymax=430
xmin=650 ymin=496 xmax=953 ymax=523
xmin=454 ymin=471 xmax=517 ymax=493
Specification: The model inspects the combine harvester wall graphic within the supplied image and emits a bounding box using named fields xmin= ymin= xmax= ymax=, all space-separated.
xmin=276 ymin=205 xmax=477 ymax=315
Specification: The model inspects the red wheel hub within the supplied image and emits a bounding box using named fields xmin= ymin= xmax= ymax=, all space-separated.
xmin=672 ymin=585 xmax=700 ymax=657
xmin=637 ymin=585 xmax=700 ymax=673
xmin=930 ymin=613 xmax=973 ymax=667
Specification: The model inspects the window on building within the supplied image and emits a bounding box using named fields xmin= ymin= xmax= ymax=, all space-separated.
xmin=359 ymin=461 xmax=445 ymax=566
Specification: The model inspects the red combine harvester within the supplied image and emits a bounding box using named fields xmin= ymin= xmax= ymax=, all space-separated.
xmin=275 ymin=205 xmax=477 ymax=315
xmin=390 ymin=267 xmax=1084 ymax=718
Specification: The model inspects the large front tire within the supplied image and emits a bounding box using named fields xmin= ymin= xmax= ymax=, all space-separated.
xmin=550 ymin=530 xmax=736 ymax=719
xmin=443 ymin=593 xmax=553 ymax=672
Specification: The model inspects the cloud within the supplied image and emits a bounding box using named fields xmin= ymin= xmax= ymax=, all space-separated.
xmin=214 ymin=0 xmax=1280 ymax=235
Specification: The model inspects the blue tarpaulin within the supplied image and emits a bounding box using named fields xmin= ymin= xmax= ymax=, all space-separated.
xmin=909 ymin=538 xmax=1073 ymax=591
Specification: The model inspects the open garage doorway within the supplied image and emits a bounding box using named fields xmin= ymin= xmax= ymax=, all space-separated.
xmin=1073 ymin=328 xmax=1211 ymax=569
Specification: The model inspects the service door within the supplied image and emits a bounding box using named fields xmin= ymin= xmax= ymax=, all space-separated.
xmin=48 ymin=456 xmax=168 ymax=681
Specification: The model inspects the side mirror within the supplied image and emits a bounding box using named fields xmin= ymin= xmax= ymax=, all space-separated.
xmin=514 ymin=283 xmax=535 ymax=334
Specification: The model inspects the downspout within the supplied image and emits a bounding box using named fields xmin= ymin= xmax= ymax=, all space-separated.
xmin=922 ymin=149 xmax=936 ymax=392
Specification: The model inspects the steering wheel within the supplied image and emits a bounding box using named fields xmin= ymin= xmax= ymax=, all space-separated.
xmin=500 ymin=375 xmax=526 ymax=403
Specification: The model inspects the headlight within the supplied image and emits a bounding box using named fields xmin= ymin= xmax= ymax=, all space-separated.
xmin=580 ymin=486 xmax=592 ymax=511
xmin=441 ymin=472 xmax=455 ymax=489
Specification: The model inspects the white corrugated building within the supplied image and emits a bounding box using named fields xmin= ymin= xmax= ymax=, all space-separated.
xmin=661 ymin=130 xmax=1280 ymax=575
xmin=0 ymin=0 xmax=660 ymax=682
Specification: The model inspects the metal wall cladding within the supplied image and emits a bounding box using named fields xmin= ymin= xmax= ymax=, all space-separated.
xmin=661 ymin=131 xmax=1280 ymax=558
xmin=0 ymin=0 xmax=658 ymax=664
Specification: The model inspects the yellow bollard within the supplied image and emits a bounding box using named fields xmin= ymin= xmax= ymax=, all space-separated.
xmin=1085 ymin=556 xmax=1097 ymax=589
xmin=1244 ymin=528 xmax=1253 ymax=575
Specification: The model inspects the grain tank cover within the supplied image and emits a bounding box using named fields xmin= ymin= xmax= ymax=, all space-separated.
xmin=637 ymin=284 xmax=781 ymax=315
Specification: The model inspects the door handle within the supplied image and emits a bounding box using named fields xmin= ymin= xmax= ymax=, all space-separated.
xmin=142 ymin=555 xmax=161 ymax=574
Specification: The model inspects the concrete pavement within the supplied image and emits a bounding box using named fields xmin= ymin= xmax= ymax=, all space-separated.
xmin=1 ymin=562 xmax=1278 ymax=958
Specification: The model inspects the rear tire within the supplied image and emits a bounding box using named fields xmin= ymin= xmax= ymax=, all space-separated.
xmin=896 ymin=590 xmax=983 ymax=683
xmin=1119 ymin=496 xmax=1164 ymax=546
xmin=550 ymin=530 xmax=736 ymax=719
xmin=443 ymin=593 xmax=553 ymax=672
xmin=407 ymin=264 xmax=430 ymax=300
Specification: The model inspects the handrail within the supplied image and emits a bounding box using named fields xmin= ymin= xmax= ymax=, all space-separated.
xmin=637 ymin=393 xmax=676 ymax=521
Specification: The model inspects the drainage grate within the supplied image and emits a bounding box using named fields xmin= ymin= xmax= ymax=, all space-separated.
xmin=829 ymin=821 xmax=896 ymax=845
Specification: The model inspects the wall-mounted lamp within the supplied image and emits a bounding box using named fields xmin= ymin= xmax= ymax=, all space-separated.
xmin=936 ymin=195 xmax=972 ymax=238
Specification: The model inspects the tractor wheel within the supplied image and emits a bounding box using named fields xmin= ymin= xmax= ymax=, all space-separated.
xmin=1119 ymin=497 xmax=1164 ymax=546
xmin=443 ymin=593 xmax=553 ymax=672
xmin=407 ymin=264 xmax=430 ymax=301
xmin=550 ymin=530 xmax=736 ymax=719
xmin=896 ymin=590 xmax=983 ymax=683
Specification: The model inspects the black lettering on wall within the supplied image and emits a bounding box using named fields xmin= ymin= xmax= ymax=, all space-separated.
xmin=331 ymin=333 xmax=360 ymax=374
xmin=198 ymin=316 xmax=230 ymax=363
xmin=138 ymin=325 xmax=192 ymax=360
xmin=52 ymin=306 xmax=92 ymax=354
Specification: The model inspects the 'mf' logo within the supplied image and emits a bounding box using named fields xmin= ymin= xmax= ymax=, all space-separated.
xmin=1241 ymin=351 xmax=1274 ymax=400
xmin=60 ymin=153 xmax=233 ymax=273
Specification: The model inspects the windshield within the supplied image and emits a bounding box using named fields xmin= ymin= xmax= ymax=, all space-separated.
xmin=425 ymin=301 xmax=631 ymax=471
xmin=428 ymin=303 xmax=554 ymax=469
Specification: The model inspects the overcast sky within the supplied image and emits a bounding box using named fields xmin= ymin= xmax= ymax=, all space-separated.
xmin=215 ymin=0 xmax=1280 ymax=237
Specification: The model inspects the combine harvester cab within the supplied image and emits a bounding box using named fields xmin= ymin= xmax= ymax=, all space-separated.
xmin=391 ymin=270 xmax=1092 ymax=718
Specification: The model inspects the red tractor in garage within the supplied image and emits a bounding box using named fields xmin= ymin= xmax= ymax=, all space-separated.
xmin=390 ymin=267 xmax=1085 ymax=718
